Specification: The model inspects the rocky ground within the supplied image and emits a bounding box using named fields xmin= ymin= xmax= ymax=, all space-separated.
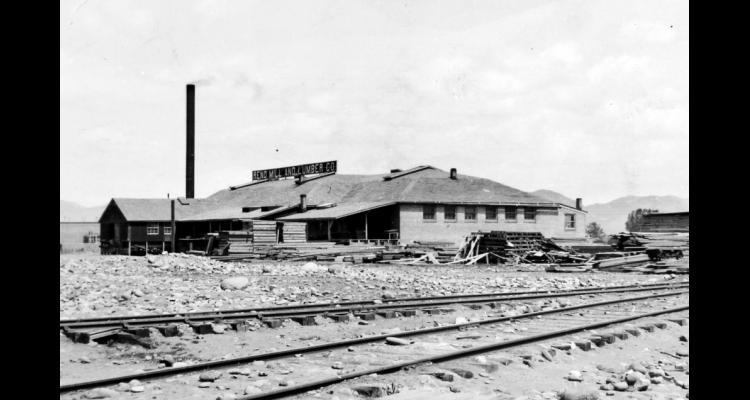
xmin=59 ymin=254 xmax=689 ymax=400
xmin=60 ymin=254 xmax=685 ymax=319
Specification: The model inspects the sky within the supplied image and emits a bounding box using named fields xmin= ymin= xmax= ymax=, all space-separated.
xmin=60 ymin=0 xmax=689 ymax=207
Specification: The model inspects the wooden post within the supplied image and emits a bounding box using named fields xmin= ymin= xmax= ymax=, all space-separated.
xmin=162 ymin=241 xmax=165 ymax=253
xmin=171 ymin=200 xmax=176 ymax=253
xmin=145 ymin=241 xmax=149 ymax=254
xmin=128 ymin=241 xmax=131 ymax=256
xmin=327 ymin=220 xmax=332 ymax=241
xmin=365 ymin=213 xmax=369 ymax=241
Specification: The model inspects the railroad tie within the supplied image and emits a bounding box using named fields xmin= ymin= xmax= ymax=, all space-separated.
xmin=290 ymin=315 xmax=317 ymax=326
xmin=262 ymin=319 xmax=283 ymax=328
xmin=326 ymin=313 xmax=350 ymax=322
xmin=397 ymin=309 xmax=418 ymax=317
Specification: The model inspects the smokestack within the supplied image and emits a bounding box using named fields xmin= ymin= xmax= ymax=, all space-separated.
xmin=450 ymin=168 xmax=458 ymax=180
xmin=186 ymin=84 xmax=195 ymax=199
xmin=299 ymin=194 xmax=308 ymax=212
xmin=575 ymin=198 xmax=583 ymax=210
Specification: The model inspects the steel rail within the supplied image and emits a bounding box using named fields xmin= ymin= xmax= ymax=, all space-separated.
xmin=60 ymin=281 xmax=688 ymax=326
xmin=239 ymin=304 xmax=690 ymax=400
xmin=60 ymin=283 xmax=688 ymax=329
xmin=59 ymin=289 xmax=688 ymax=393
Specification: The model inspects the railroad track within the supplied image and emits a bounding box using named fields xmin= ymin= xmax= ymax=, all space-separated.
xmin=60 ymin=287 xmax=689 ymax=397
xmin=60 ymin=281 xmax=688 ymax=333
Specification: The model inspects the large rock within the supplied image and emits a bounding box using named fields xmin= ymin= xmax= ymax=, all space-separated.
xmin=83 ymin=388 xmax=119 ymax=399
xmin=220 ymin=277 xmax=250 ymax=290
xmin=301 ymin=262 xmax=325 ymax=272
xmin=567 ymin=370 xmax=583 ymax=382
xmin=199 ymin=371 xmax=222 ymax=382
xmin=385 ymin=337 xmax=410 ymax=346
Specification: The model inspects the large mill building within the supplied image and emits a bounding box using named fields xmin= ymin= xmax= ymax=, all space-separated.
xmin=99 ymin=165 xmax=587 ymax=253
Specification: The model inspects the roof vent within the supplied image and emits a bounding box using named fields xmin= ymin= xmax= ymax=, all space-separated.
xmin=450 ymin=168 xmax=458 ymax=180
xmin=390 ymin=169 xmax=402 ymax=173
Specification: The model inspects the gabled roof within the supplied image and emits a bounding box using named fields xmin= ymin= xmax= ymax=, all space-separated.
xmin=100 ymin=199 xmax=177 ymax=222
xmin=102 ymin=166 xmax=580 ymax=222
xmin=207 ymin=166 xmax=554 ymax=207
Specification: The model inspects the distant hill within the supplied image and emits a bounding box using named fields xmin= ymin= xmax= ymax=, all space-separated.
xmin=530 ymin=190 xmax=576 ymax=208
xmin=530 ymin=191 xmax=689 ymax=235
xmin=60 ymin=200 xmax=106 ymax=222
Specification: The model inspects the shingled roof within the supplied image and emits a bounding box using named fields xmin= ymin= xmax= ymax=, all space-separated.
xmin=206 ymin=166 xmax=554 ymax=207
xmin=101 ymin=166 xmax=572 ymax=222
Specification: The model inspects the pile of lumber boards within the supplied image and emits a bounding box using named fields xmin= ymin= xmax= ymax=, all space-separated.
xmin=521 ymin=250 xmax=591 ymax=264
xmin=220 ymin=231 xmax=253 ymax=255
xmin=454 ymin=231 xmax=577 ymax=264
xmin=592 ymin=252 xmax=651 ymax=271
xmin=608 ymin=232 xmax=689 ymax=250
xmin=251 ymin=220 xmax=277 ymax=246
xmin=281 ymin=222 xmax=306 ymax=244
xmin=553 ymin=238 xmax=615 ymax=254
xmin=212 ymin=243 xmax=384 ymax=263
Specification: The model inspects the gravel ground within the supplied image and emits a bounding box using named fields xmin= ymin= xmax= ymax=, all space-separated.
xmin=59 ymin=254 xmax=689 ymax=400
xmin=60 ymin=254 xmax=685 ymax=319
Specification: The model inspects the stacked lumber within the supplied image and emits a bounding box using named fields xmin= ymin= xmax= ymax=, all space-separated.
xmin=553 ymin=238 xmax=614 ymax=254
xmin=593 ymin=253 xmax=651 ymax=270
xmin=282 ymin=222 xmax=307 ymax=243
xmin=609 ymin=232 xmax=689 ymax=250
xmin=633 ymin=214 xmax=689 ymax=232
xmin=220 ymin=231 xmax=253 ymax=255
xmin=455 ymin=231 xmax=551 ymax=264
xmin=404 ymin=242 xmax=459 ymax=263
xmin=213 ymin=242 xmax=386 ymax=263
xmin=252 ymin=220 xmax=277 ymax=246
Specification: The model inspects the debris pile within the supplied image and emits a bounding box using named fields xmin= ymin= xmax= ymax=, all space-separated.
xmin=452 ymin=231 xmax=589 ymax=266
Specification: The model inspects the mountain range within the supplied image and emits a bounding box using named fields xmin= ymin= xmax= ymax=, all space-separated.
xmin=60 ymin=200 xmax=106 ymax=222
xmin=530 ymin=190 xmax=689 ymax=234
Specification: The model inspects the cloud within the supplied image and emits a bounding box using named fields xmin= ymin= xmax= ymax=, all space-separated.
xmin=60 ymin=0 xmax=689 ymax=205
xmin=621 ymin=20 xmax=678 ymax=44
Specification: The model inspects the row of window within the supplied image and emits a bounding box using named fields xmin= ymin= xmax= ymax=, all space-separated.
xmin=423 ymin=206 xmax=536 ymax=222
xmin=147 ymin=224 xmax=172 ymax=236
xmin=423 ymin=205 xmax=577 ymax=229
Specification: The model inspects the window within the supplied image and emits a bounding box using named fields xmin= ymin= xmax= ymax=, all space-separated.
xmin=147 ymin=223 xmax=159 ymax=235
xmin=505 ymin=207 xmax=517 ymax=221
xmin=163 ymin=225 xmax=172 ymax=235
xmin=83 ymin=233 xmax=99 ymax=243
xmin=423 ymin=205 xmax=436 ymax=220
xmin=565 ymin=214 xmax=576 ymax=229
xmin=464 ymin=206 xmax=476 ymax=221
xmin=444 ymin=205 xmax=456 ymax=220
xmin=524 ymin=208 xmax=536 ymax=221
xmin=486 ymin=207 xmax=497 ymax=220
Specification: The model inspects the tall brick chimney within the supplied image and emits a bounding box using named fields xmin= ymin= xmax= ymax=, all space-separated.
xmin=186 ymin=84 xmax=195 ymax=199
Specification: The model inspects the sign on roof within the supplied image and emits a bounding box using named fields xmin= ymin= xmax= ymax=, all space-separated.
xmin=252 ymin=161 xmax=337 ymax=181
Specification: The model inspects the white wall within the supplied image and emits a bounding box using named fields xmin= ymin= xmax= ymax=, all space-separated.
xmin=398 ymin=204 xmax=586 ymax=245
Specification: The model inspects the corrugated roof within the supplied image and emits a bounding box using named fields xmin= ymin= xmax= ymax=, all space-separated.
xmin=277 ymin=202 xmax=396 ymax=221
